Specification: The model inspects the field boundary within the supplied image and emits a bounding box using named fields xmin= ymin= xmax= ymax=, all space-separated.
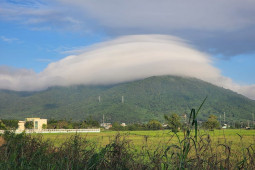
xmin=0 ymin=128 xmax=100 ymax=134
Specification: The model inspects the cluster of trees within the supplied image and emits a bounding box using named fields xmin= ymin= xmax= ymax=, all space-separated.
xmin=110 ymin=114 xmax=182 ymax=131
xmin=0 ymin=120 xmax=19 ymax=130
xmin=0 ymin=118 xmax=100 ymax=130
xmin=110 ymin=113 xmax=224 ymax=132
xmin=0 ymin=114 xmax=253 ymax=131
xmin=202 ymin=115 xmax=220 ymax=130
xmin=110 ymin=120 xmax=163 ymax=131
xmin=47 ymin=118 xmax=100 ymax=129
xmin=110 ymin=113 xmax=183 ymax=131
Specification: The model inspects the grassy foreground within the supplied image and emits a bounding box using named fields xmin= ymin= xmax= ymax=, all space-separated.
xmin=0 ymin=129 xmax=254 ymax=169
xmin=36 ymin=129 xmax=255 ymax=151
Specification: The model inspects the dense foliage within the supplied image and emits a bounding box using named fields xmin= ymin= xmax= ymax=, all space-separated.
xmin=24 ymin=121 xmax=33 ymax=129
xmin=110 ymin=120 xmax=163 ymax=131
xmin=47 ymin=118 xmax=100 ymax=129
xmin=0 ymin=120 xmax=18 ymax=130
xmin=147 ymin=120 xmax=163 ymax=130
xmin=0 ymin=121 xmax=6 ymax=130
xmin=202 ymin=114 xmax=220 ymax=130
xmin=164 ymin=113 xmax=182 ymax=132
xmin=0 ymin=75 xmax=255 ymax=123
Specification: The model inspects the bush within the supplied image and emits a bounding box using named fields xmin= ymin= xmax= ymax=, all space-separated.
xmin=147 ymin=120 xmax=162 ymax=130
xmin=25 ymin=121 xmax=33 ymax=129
xmin=1 ymin=120 xmax=18 ymax=130
xmin=202 ymin=114 xmax=220 ymax=130
xmin=0 ymin=121 xmax=6 ymax=130
xmin=164 ymin=113 xmax=181 ymax=133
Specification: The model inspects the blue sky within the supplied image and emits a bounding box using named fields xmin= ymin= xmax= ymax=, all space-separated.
xmin=0 ymin=0 xmax=255 ymax=99
xmin=0 ymin=20 xmax=106 ymax=72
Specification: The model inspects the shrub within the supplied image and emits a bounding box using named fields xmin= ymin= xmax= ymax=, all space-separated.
xmin=25 ymin=121 xmax=33 ymax=129
xmin=147 ymin=120 xmax=163 ymax=130
xmin=202 ymin=114 xmax=220 ymax=130
xmin=164 ymin=113 xmax=181 ymax=132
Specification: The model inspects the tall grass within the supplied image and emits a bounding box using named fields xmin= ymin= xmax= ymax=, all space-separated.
xmin=0 ymin=130 xmax=254 ymax=169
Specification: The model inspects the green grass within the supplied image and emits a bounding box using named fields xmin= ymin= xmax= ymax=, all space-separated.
xmin=1 ymin=129 xmax=254 ymax=169
xmin=35 ymin=129 xmax=255 ymax=148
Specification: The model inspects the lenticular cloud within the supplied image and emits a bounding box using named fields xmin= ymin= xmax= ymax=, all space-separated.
xmin=41 ymin=35 xmax=221 ymax=86
xmin=0 ymin=35 xmax=254 ymax=99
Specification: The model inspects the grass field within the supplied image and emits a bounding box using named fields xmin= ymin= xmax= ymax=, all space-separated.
xmin=1 ymin=129 xmax=254 ymax=169
xmin=35 ymin=129 xmax=255 ymax=149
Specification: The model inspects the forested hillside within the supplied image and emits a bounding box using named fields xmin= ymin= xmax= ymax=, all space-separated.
xmin=0 ymin=75 xmax=254 ymax=122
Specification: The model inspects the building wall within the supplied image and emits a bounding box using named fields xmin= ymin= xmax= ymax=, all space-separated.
xmin=17 ymin=121 xmax=25 ymax=131
xmin=25 ymin=118 xmax=47 ymax=130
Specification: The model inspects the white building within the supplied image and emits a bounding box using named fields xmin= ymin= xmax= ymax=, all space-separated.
xmin=100 ymin=123 xmax=112 ymax=129
xmin=222 ymin=124 xmax=228 ymax=129
xmin=17 ymin=121 xmax=25 ymax=131
xmin=120 ymin=123 xmax=126 ymax=127
xmin=25 ymin=118 xmax=47 ymax=130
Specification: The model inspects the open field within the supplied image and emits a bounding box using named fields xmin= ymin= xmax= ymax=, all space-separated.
xmin=1 ymin=129 xmax=255 ymax=169
xmin=35 ymin=129 xmax=255 ymax=150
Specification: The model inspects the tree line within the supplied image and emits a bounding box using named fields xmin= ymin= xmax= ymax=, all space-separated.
xmin=0 ymin=114 xmax=253 ymax=131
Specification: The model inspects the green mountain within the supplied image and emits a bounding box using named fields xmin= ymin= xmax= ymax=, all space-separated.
xmin=0 ymin=75 xmax=254 ymax=123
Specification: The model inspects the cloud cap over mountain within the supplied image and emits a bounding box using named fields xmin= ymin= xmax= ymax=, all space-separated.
xmin=0 ymin=35 xmax=254 ymax=99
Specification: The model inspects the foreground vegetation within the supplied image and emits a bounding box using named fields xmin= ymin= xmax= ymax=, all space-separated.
xmin=38 ymin=129 xmax=255 ymax=147
xmin=0 ymin=129 xmax=254 ymax=169
xmin=1 ymin=98 xmax=254 ymax=169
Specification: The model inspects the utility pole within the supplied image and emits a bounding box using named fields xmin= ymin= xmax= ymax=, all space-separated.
xmin=224 ymin=112 xmax=225 ymax=124
xmin=122 ymin=96 xmax=124 ymax=104
xmin=98 ymin=96 xmax=101 ymax=103
xmin=220 ymin=115 xmax=222 ymax=126
xmin=253 ymin=113 xmax=254 ymax=128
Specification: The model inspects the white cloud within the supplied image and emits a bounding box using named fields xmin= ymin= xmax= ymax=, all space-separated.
xmin=1 ymin=0 xmax=255 ymax=55
xmin=239 ymin=85 xmax=255 ymax=100
xmin=58 ymin=0 xmax=255 ymax=31
xmin=2 ymin=0 xmax=255 ymax=32
xmin=0 ymin=34 xmax=254 ymax=99
xmin=0 ymin=36 xmax=18 ymax=43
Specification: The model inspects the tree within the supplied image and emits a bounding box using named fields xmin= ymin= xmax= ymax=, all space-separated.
xmin=25 ymin=121 xmax=34 ymax=129
xmin=164 ymin=113 xmax=181 ymax=133
xmin=202 ymin=115 xmax=220 ymax=130
xmin=42 ymin=124 xmax=47 ymax=129
xmin=234 ymin=121 xmax=241 ymax=129
xmin=0 ymin=120 xmax=6 ymax=130
xmin=147 ymin=120 xmax=162 ymax=130
xmin=2 ymin=120 xmax=19 ymax=130
xmin=127 ymin=123 xmax=147 ymax=131
xmin=111 ymin=122 xmax=125 ymax=131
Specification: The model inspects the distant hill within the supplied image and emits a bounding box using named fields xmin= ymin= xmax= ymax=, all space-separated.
xmin=0 ymin=75 xmax=254 ymax=123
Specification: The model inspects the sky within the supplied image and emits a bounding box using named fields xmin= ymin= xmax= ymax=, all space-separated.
xmin=0 ymin=0 xmax=255 ymax=99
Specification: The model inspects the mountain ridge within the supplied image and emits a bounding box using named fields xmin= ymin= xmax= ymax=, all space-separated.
xmin=0 ymin=75 xmax=254 ymax=123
